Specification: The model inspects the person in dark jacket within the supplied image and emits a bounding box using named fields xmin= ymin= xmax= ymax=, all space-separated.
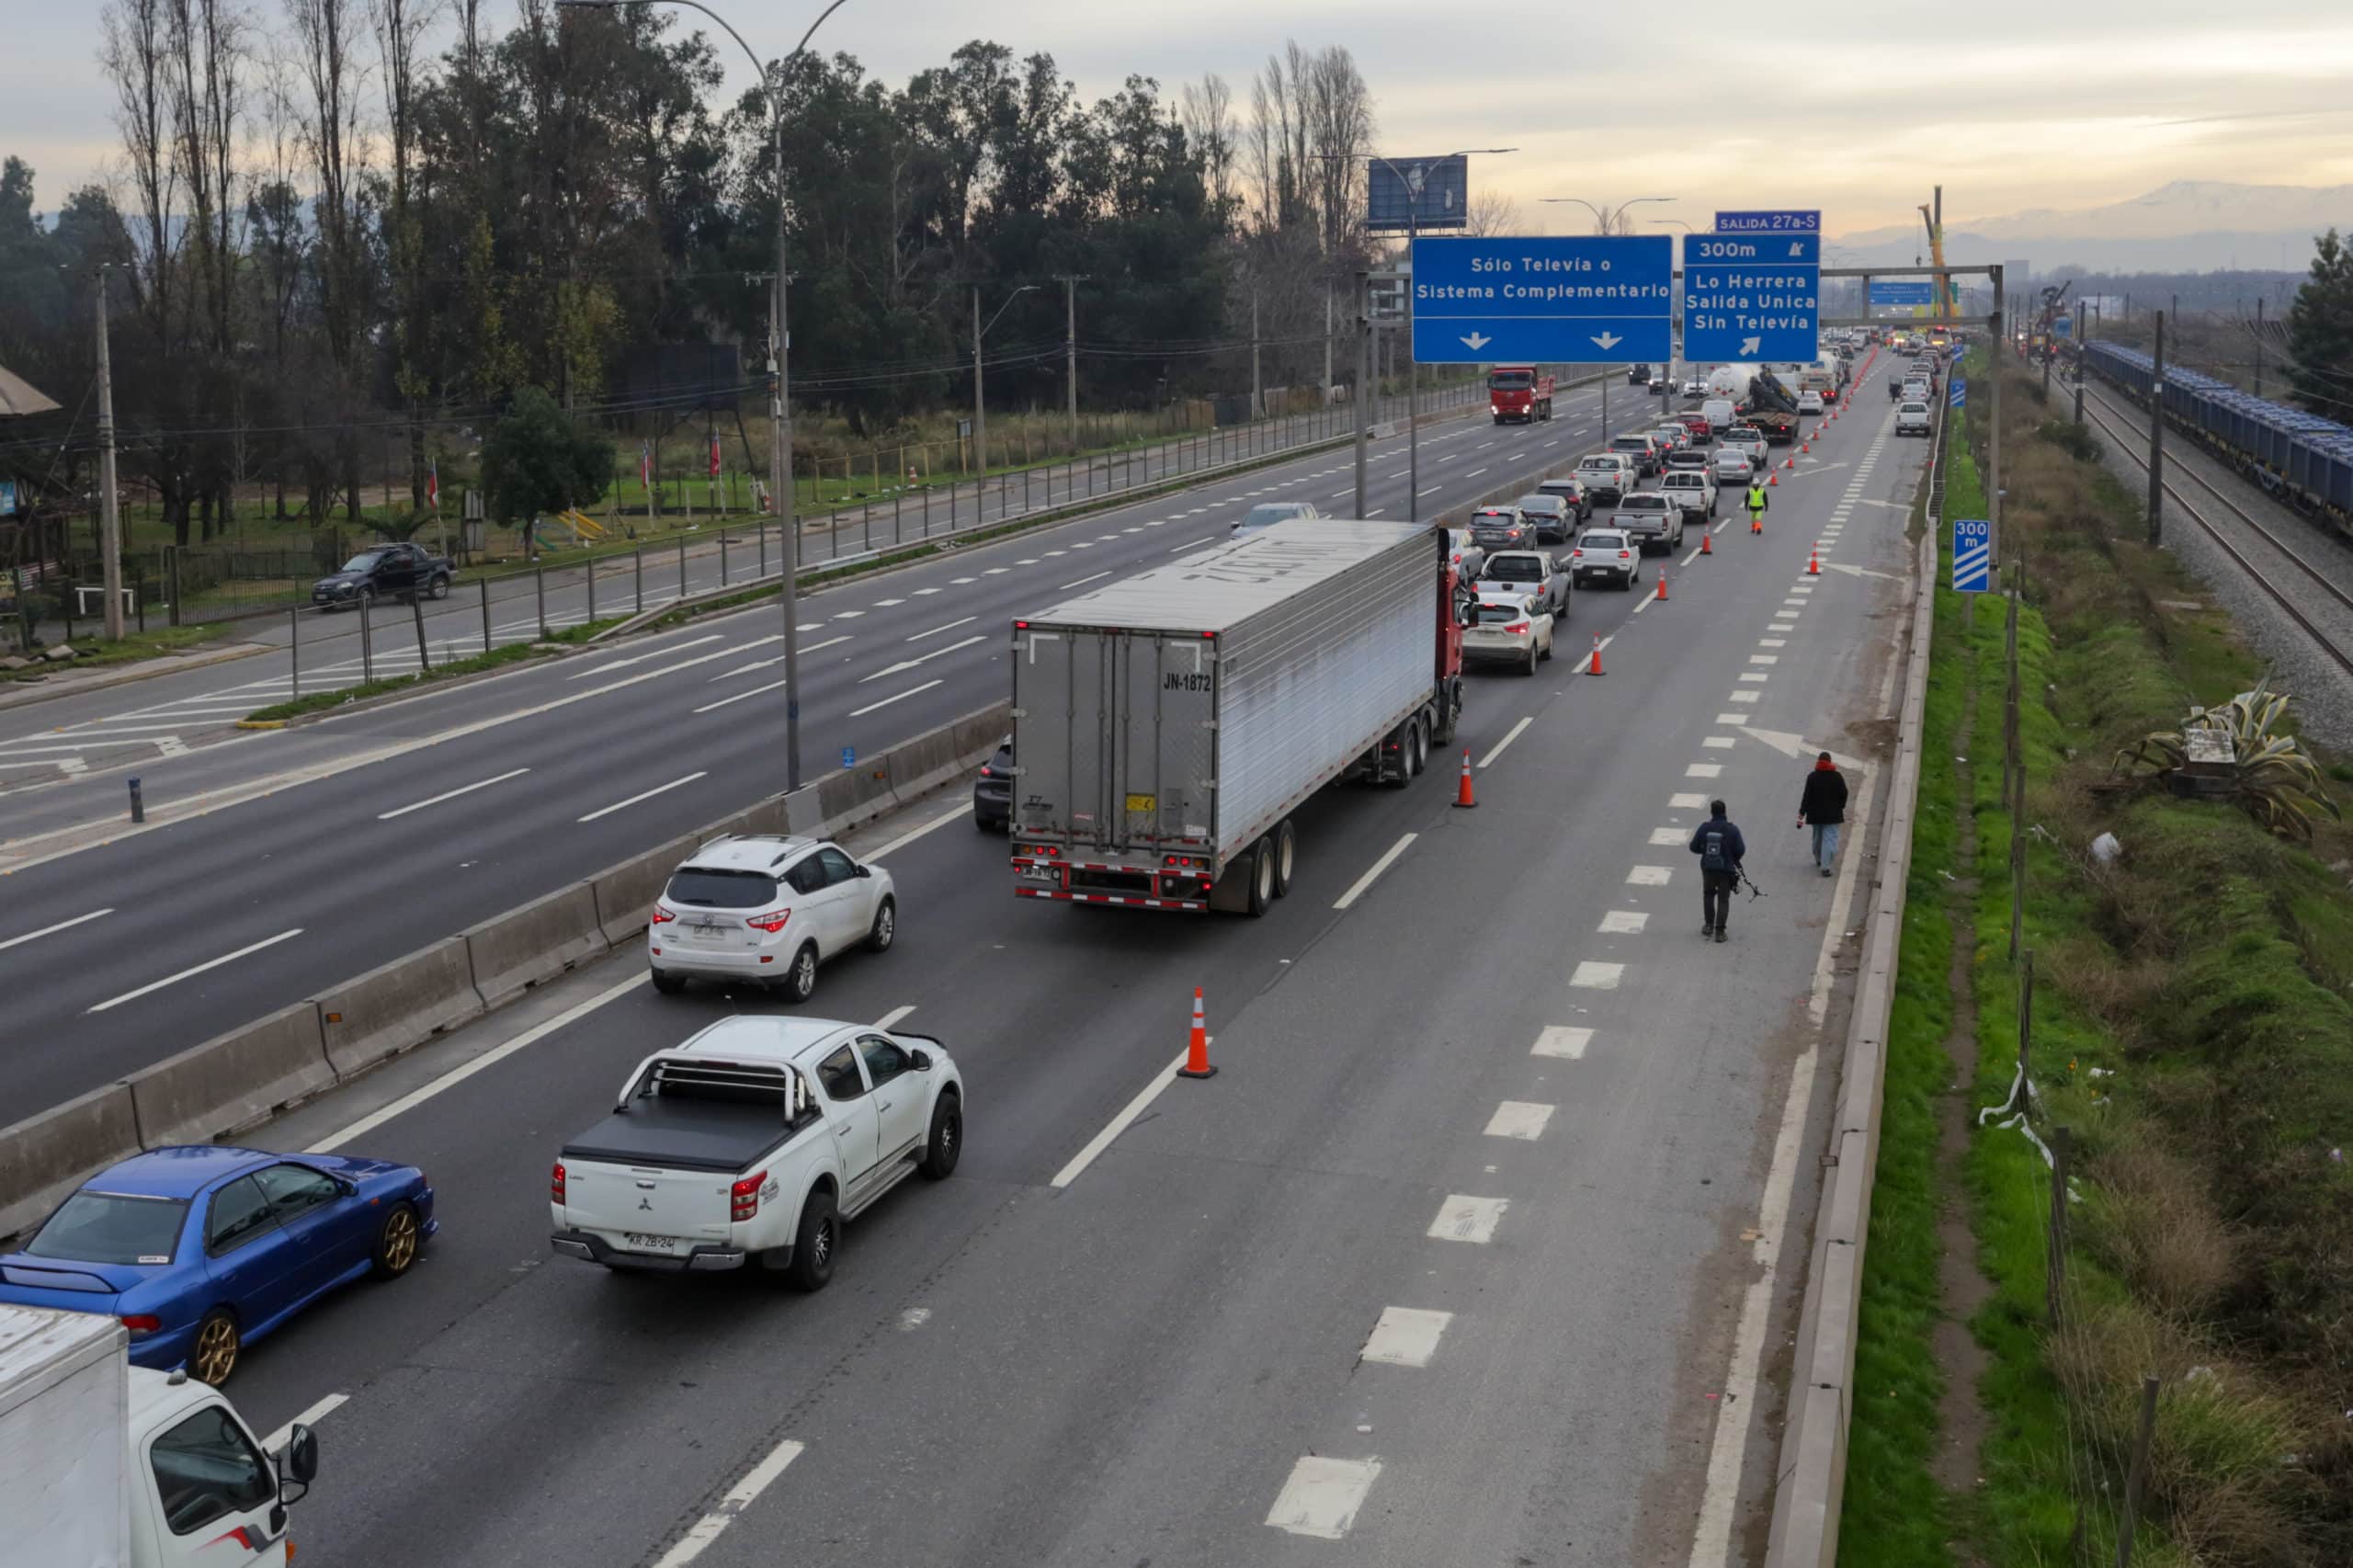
xmin=1797 ymin=752 xmax=1849 ymax=877
xmin=1688 ymin=800 xmax=1746 ymax=941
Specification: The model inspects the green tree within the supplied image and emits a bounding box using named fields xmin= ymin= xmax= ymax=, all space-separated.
xmin=480 ymin=387 xmax=613 ymax=522
xmin=2285 ymin=228 xmax=2353 ymax=424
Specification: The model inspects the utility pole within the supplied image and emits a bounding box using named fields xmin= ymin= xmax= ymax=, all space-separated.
xmin=1055 ymin=274 xmax=1086 ymax=454
xmin=1353 ymin=269 xmax=1370 ymax=516
xmin=1323 ymin=284 xmax=1334 ymax=403
xmin=2148 ymin=311 xmax=2165 ymax=546
xmin=94 ymin=266 xmax=125 ymax=642
xmin=1251 ymin=290 xmax=1262 ymax=419
xmin=2073 ymin=302 xmax=2085 ymax=426
xmin=2253 ymin=296 xmax=2266 ymax=397
xmin=1990 ymin=265 xmax=2005 ymax=565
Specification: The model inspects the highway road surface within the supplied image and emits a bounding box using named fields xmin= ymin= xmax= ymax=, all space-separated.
xmin=104 ymin=356 xmax=1928 ymax=1567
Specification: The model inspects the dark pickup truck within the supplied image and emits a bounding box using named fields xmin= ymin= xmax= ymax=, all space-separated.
xmin=313 ymin=542 xmax=455 ymax=609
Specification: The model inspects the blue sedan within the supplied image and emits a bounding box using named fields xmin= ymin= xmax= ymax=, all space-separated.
xmin=0 ymin=1144 xmax=436 ymax=1384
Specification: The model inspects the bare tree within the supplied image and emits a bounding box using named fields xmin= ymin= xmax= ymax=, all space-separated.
xmin=1464 ymin=189 xmax=1522 ymax=238
xmin=101 ymin=0 xmax=179 ymax=335
xmin=1302 ymin=45 xmax=1371 ymax=259
xmin=372 ymin=0 xmax=438 ymax=507
xmin=1177 ymin=73 xmax=1235 ymax=224
xmin=288 ymin=0 xmax=369 ymax=517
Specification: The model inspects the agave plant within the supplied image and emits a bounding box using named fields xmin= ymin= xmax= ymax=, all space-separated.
xmin=2114 ymin=678 xmax=2342 ymax=837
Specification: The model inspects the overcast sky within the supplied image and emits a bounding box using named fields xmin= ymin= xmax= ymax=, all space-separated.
xmin=11 ymin=0 xmax=2353 ymax=240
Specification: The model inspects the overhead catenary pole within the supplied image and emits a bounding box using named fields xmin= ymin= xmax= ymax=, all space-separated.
xmin=94 ymin=268 xmax=125 ymax=642
xmin=972 ymin=285 xmax=985 ymax=485
xmin=1353 ymin=267 xmax=1371 ymax=516
xmin=2148 ymin=310 xmax=2166 ymax=545
xmin=2254 ymin=295 xmax=2266 ymax=397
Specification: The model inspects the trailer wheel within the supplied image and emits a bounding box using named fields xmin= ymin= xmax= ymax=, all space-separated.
xmin=1271 ymin=820 xmax=1296 ymax=897
xmin=1409 ymin=718 xmax=1429 ymax=777
xmin=1432 ymin=682 xmax=1461 ymax=746
xmin=1247 ymin=839 xmax=1274 ymax=916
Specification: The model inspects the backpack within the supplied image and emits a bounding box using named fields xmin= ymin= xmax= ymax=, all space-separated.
xmin=1699 ymin=828 xmax=1728 ymax=871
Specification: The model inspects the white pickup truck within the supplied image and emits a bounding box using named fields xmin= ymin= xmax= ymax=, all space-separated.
xmin=1658 ymin=470 xmax=1720 ymax=522
xmin=549 ymin=1016 xmax=964 ymax=1288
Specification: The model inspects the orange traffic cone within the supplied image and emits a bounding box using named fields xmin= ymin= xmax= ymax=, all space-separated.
xmin=1768 ymin=471 xmax=1780 ymax=486
xmin=1655 ymin=565 xmax=1669 ymax=602
xmin=1452 ymin=748 xmax=1477 ymax=808
xmin=1700 ymin=528 xmax=1713 ymax=555
xmin=1587 ymin=633 xmax=1605 ymax=676
xmin=1808 ymin=542 xmax=1822 ymax=574
xmin=1176 ymin=986 xmax=1216 ymax=1079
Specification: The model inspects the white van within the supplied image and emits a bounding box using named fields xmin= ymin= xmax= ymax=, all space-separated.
xmin=1700 ymin=397 xmax=1737 ymax=432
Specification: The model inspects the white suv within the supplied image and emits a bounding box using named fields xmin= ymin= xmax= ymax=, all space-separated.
xmin=1895 ymin=401 xmax=1934 ymax=437
xmin=649 ymin=835 xmax=896 ymax=1002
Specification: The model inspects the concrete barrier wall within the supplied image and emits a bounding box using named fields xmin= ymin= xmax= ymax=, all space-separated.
xmin=463 ymin=882 xmax=607 ymax=1009
xmin=313 ymin=937 xmax=485 ymax=1079
xmin=0 ymin=1085 xmax=143 ymax=1242
xmin=126 ymin=1002 xmax=335 ymax=1150
xmin=589 ymin=832 xmax=702 ymax=947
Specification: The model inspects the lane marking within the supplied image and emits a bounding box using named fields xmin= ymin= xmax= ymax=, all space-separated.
xmin=873 ymin=1005 xmax=917 ymax=1030
xmin=261 ymin=1392 xmax=347 ymax=1455
xmin=1685 ymin=763 xmax=1724 ymax=778
xmin=89 ymin=928 xmax=305 ymax=1014
xmin=1759 ymin=638 xmax=1787 ymax=648
xmin=1627 ymin=866 xmax=1671 ymax=885
xmin=1267 ymin=1455 xmax=1382 ymax=1540
xmin=312 ymin=972 xmax=647 ymax=1152
xmin=863 ymin=802 xmax=972 ymax=863
xmin=0 ymin=907 xmax=113 ymax=951
xmin=378 ymin=767 xmax=531 ymax=821
xmin=906 ymin=616 xmax=977 ymax=643
xmin=858 ymin=635 xmax=987 ymax=684
xmin=1333 ymin=831 xmax=1416 ymax=910
xmin=1597 ymin=910 xmax=1650 ymax=934
xmin=1715 ymin=713 xmax=1749 ymax=725
xmin=652 ymin=1437 xmax=809 ymax=1568
xmin=1702 ymin=736 xmax=1736 ymax=749
xmin=1168 ymin=537 xmax=1214 ymax=552
xmin=1568 ymin=960 xmax=1624 ymax=989
xmin=847 ymin=679 xmax=943 ymax=719
xmin=1730 ymin=690 xmax=1762 ymax=704
xmin=692 ymin=676 xmax=792 ymax=714
xmin=1051 ymin=1048 xmax=1190 ymax=1188
xmin=1427 ymin=1193 xmax=1508 ymax=1243
xmin=1649 ymin=827 xmax=1685 ymax=846
xmin=707 ymin=635 xmax=852 ymax=682
xmin=1058 ymin=572 xmax=1111 ymax=590
xmin=1739 ymin=672 xmax=1769 ymax=682
xmin=1483 ymin=1100 xmax=1556 ymax=1140
xmin=1531 ymin=1026 xmax=1590 ymax=1060
xmin=1669 ymin=793 xmax=1708 ymax=809
xmin=1360 ymin=1306 xmax=1452 ymax=1369
xmin=1478 ymin=717 xmax=1533 ymax=767
xmin=578 ymin=771 xmax=708 ymax=824
xmin=565 ymin=633 xmax=723 ymax=678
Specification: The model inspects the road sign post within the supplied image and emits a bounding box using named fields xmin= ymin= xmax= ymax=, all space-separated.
xmin=1688 ymin=215 xmax=1822 ymax=361
xmin=1952 ymin=517 xmax=1992 ymax=594
xmin=1409 ymin=235 xmax=1671 ymax=364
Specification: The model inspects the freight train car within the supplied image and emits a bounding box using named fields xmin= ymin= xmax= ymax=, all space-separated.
xmin=2083 ymin=341 xmax=2353 ymax=537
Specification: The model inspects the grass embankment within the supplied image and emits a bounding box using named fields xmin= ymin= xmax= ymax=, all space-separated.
xmin=240 ymin=617 xmax=621 ymax=722
xmin=4 ymin=621 xmax=233 ymax=681
xmin=1841 ymin=354 xmax=2353 ymax=1568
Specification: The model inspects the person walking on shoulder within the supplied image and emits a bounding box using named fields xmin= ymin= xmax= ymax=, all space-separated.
xmin=1689 ymin=800 xmax=1746 ymax=942
xmin=1798 ymin=751 xmax=1848 ymax=878
xmin=1745 ymin=480 xmax=1768 ymax=533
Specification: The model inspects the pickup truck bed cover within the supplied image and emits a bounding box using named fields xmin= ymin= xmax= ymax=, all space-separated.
xmin=561 ymin=1100 xmax=809 ymax=1174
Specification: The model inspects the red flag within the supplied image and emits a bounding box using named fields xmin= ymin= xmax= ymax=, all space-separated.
xmin=709 ymin=437 xmax=722 ymax=479
xmin=426 ymin=458 xmax=439 ymax=510
xmin=641 ymin=440 xmax=653 ymax=493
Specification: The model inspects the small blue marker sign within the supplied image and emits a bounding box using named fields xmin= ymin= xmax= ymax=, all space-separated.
xmin=1952 ymin=518 xmax=1991 ymax=594
xmin=841 ymin=745 xmax=857 ymax=770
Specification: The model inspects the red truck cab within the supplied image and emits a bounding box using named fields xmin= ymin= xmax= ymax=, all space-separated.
xmin=1488 ymin=366 xmax=1555 ymax=425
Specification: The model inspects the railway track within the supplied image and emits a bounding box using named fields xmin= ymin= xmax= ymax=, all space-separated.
xmin=2075 ymin=377 xmax=2353 ymax=680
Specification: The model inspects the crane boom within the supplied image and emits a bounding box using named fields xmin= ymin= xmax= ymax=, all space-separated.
xmin=1917 ymin=202 xmax=1954 ymax=319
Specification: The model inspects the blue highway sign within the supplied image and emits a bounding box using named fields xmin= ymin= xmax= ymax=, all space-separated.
xmin=1952 ymin=518 xmax=1991 ymax=593
xmin=1870 ymin=280 xmax=1934 ymax=305
xmin=1682 ymin=256 xmax=1821 ymax=361
xmin=1688 ymin=233 xmax=1820 ymax=266
xmin=1713 ymin=209 xmax=1821 ymax=233
xmin=1949 ymin=378 xmax=1967 ymax=409
xmin=1411 ymin=235 xmax=1672 ymax=364
xmin=1368 ymin=155 xmax=1468 ymax=233
xmin=841 ymin=745 xmax=857 ymax=769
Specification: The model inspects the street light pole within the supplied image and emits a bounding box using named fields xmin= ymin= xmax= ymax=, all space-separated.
xmin=555 ymin=0 xmax=851 ymax=791
xmin=93 ymin=265 xmax=125 ymax=642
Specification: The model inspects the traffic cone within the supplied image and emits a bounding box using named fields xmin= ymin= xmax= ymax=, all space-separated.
xmin=1452 ymin=748 xmax=1477 ymax=808
xmin=1768 ymin=471 xmax=1780 ymax=486
xmin=1700 ymin=528 xmax=1713 ymax=555
xmin=1176 ymin=987 xmax=1216 ymax=1079
xmin=1656 ymin=565 xmax=1669 ymax=601
xmin=1587 ymin=633 xmax=1605 ymax=676
xmin=1808 ymin=542 xmax=1822 ymax=574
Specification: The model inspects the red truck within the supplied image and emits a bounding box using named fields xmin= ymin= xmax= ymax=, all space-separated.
xmin=1488 ymin=365 xmax=1555 ymax=425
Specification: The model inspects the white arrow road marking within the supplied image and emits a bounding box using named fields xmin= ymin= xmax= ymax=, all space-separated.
xmin=1824 ymin=562 xmax=1904 ymax=581
xmin=1737 ymin=725 xmax=1867 ymax=771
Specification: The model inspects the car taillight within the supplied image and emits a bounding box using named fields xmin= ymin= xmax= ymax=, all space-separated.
xmin=1572 ymin=551 xmax=1584 ymax=560
xmin=550 ymin=1163 xmax=566 ymax=1203
xmin=732 ymin=1171 xmax=766 ymax=1221
xmin=119 ymin=1314 xmax=161 ymax=1335
xmin=1505 ymin=621 xmax=1529 ymax=634
xmin=979 ymin=765 xmax=993 ymax=777
xmin=651 ymin=905 xmax=676 ymax=925
xmin=745 ymin=909 xmax=791 ymax=933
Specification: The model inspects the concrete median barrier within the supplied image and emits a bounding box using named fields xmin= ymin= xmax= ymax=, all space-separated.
xmin=883 ymin=724 xmax=970 ymax=808
xmin=950 ymin=705 xmax=1011 ymax=763
xmin=0 ymin=1085 xmax=144 ymax=1244
xmin=814 ymin=761 xmax=897 ymax=833
xmin=463 ymin=881 xmax=607 ymax=1010
xmin=127 ymin=1002 xmax=334 ymax=1150
xmin=312 ymin=937 xmax=485 ymax=1080
xmin=590 ymin=833 xmax=700 ymax=947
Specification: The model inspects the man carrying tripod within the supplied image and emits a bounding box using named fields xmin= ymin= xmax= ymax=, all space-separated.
xmin=1689 ymin=799 xmax=1747 ymax=942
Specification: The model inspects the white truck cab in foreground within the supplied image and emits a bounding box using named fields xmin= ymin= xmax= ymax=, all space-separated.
xmin=2 ymin=1304 xmax=320 ymax=1568
xmin=550 ymin=1017 xmax=965 ymax=1289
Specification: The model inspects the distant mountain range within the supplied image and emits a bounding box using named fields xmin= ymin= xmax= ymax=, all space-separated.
xmin=1831 ymin=181 xmax=2352 ymax=276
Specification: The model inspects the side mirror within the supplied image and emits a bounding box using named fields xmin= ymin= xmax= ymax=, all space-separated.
xmin=855 ymin=865 xmax=872 ymax=879
xmin=909 ymin=1050 xmax=933 ymax=1071
xmin=285 ymin=1423 xmax=320 ymax=1484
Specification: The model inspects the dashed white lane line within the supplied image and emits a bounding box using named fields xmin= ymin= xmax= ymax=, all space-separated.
xmin=1479 ymin=717 xmax=1533 ymax=767
xmin=652 ymin=1437 xmax=809 ymax=1568
xmin=871 ymin=1005 xmax=918 ymax=1031
xmin=565 ymin=632 xmax=723 ymax=678
xmin=1738 ymin=672 xmax=1769 ymax=683
xmin=906 ymin=616 xmax=977 ymax=643
xmin=1267 ymin=1456 xmax=1383 ymax=1540
xmin=1531 ymin=1026 xmax=1590 ymax=1059
xmin=0 ymin=906 xmax=114 ymax=952
xmin=1702 ymin=736 xmax=1736 ymax=749
xmin=1168 ymin=536 xmax=1215 ymax=552
xmin=1360 ymin=1307 xmax=1453 ymax=1369
xmin=1669 ymin=792 xmax=1708 ymax=809
xmin=1597 ymin=910 xmax=1650 ymax=934
xmin=1334 ymin=831 xmax=1418 ymax=911
xmin=1648 ymin=826 xmax=1684 ymax=846
xmin=88 ymin=927 xmax=305 ymax=1014
xmin=693 ymin=676 xmax=793 ymax=713
xmin=1568 ymin=960 xmax=1624 ymax=989
xmin=1058 ymin=572 xmax=1111 ymax=590
xmin=1627 ymin=865 xmax=1671 ymax=885
xmin=1759 ymin=638 xmax=1787 ymax=648
xmin=847 ymin=678 xmax=943 ymax=719
xmin=1686 ymin=763 xmax=1724 ymax=778
xmin=1326 ymin=488 xmax=1352 ymax=500
xmin=1730 ymin=690 xmax=1761 ymax=704
xmin=1427 ymin=1194 xmax=1508 ymax=1243
xmin=1051 ymin=1046 xmax=1194 ymax=1188
xmin=1484 ymin=1100 xmax=1556 ymax=1141
xmin=378 ymin=767 xmax=531 ymax=821
xmin=874 ymin=596 xmax=909 ymax=606
xmin=913 ymin=587 xmax=942 ymax=596
xmin=858 ymin=635 xmax=987 ymax=685
xmin=261 ymin=1392 xmax=347 ymax=1455
xmin=578 ymin=770 xmax=707 ymax=824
